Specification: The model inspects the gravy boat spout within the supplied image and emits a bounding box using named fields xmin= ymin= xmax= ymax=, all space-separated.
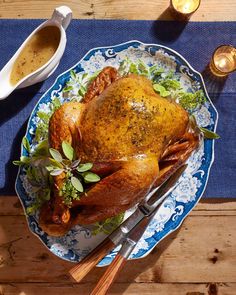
xmin=0 ymin=6 xmax=72 ymax=100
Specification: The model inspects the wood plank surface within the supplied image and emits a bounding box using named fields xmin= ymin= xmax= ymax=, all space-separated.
xmin=1 ymin=282 xmax=236 ymax=295
xmin=0 ymin=198 xmax=236 ymax=288
xmin=0 ymin=0 xmax=236 ymax=21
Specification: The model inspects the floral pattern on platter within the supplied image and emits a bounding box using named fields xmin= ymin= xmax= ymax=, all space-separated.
xmin=15 ymin=41 xmax=218 ymax=266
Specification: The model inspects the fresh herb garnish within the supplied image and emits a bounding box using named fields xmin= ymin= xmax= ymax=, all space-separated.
xmin=77 ymin=163 xmax=93 ymax=172
xmin=49 ymin=148 xmax=63 ymax=163
xmin=129 ymin=63 xmax=139 ymax=74
xmin=22 ymin=136 xmax=31 ymax=153
xmin=34 ymin=97 xmax=62 ymax=142
xmin=153 ymin=84 xmax=170 ymax=97
xmin=152 ymin=71 xmax=206 ymax=111
xmin=70 ymin=69 xmax=77 ymax=80
xmin=14 ymin=138 xmax=100 ymax=213
xmin=92 ymin=212 xmax=125 ymax=235
xmin=62 ymin=141 xmax=74 ymax=161
xmin=118 ymin=59 xmax=207 ymax=112
xmin=137 ymin=59 xmax=149 ymax=76
xmin=83 ymin=171 xmax=101 ymax=183
xmin=59 ymin=176 xmax=82 ymax=206
xmin=199 ymin=127 xmax=220 ymax=139
xmin=63 ymin=85 xmax=74 ymax=93
xmin=46 ymin=142 xmax=100 ymax=206
xmin=71 ymin=176 xmax=84 ymax=192
xmin=177 ymin=90 xmax=206 ymax=111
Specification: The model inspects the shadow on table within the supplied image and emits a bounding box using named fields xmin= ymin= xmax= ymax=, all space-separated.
xmin=0 ymin=82 xmax=44 ymax=195
xmin=0 ymin=120 xmax=28 ymax=195
xmin=151 ymin=8 xmax=188 ymax=43
xmin=157 ymin=7 xmax=174 ymax=21
xmin=0 ymin=82 xmax=43 ymax=127
xmin=201 ymin=64 xmax=228 ymax=102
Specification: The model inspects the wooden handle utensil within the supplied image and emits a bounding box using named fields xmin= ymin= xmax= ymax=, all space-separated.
xmin=90 ymin=254 xmax=126 ymax=295
xmin=69 ymin=237 xmax=115 ymax=282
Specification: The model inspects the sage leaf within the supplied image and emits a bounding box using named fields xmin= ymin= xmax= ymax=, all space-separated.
xmin=49 ymin=158 xmax=64 ymax=168
xmin=83 ymin=172 xmax=100 ymax=183
xmin=71 ymin=176 xmax=84 ymax=192
xmin=62 ymin=141 xmax=74 ymax=161
xmin=46 ymin=166 xmax=54 ymax=172
xmin=71 ymin=159 xmax=81 ymax=169
xmin=22 ymin=137 xmax=31 ymax=153
xmin=50 ymin=168 xmax=64 ymax=176
xmin=49 ymin=148 xmax=63 ymax=162
xmin=77 ymin=163 xmax=93 ymax=172
xmin=200 ymin=127 xmax=220 ymax=139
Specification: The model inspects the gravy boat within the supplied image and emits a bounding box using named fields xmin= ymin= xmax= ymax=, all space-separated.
xmin=0 ymin=6 xmax=72 ymax=100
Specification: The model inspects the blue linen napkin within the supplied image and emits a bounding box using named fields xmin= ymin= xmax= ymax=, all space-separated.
xmin=0 ymin=20 xmax=235 ymax=197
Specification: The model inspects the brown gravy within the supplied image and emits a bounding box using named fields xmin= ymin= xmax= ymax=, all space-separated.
xmin=10 ymin=26 xmax=60 ymax=85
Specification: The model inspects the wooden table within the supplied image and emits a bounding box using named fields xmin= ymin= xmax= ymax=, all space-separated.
xmin=0 ymin=1 xmax=236 ymax=294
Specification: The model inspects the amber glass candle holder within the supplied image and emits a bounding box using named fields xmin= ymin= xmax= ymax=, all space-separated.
xmin=210 ymin=45 xmax=236 ymax=77
xmin=170 ymin=0 xmax=201 ymax=20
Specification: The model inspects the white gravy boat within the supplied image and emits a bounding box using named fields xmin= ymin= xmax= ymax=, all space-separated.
xmin=0 ymin=6 xmax=72 ymax=100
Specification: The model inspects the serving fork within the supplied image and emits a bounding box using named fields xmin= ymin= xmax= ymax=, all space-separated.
xmin=69 ymin=164 xmax=187 ymax=294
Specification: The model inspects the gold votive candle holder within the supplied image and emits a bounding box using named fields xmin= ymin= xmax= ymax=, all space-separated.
xmin=170 ymin=0 xmax=201 ymax=20
xmin=210 ymin=45 xmax=236 ymax=77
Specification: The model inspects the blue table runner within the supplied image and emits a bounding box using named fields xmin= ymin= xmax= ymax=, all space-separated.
xmin=0 ymin=20 xmax=235 ymax=197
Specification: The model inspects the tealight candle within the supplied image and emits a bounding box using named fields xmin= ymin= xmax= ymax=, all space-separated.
xmin=170 ymin=0 xmax=200 ymax=19
xmin=210 ymin=45 xmax=236 ymax=77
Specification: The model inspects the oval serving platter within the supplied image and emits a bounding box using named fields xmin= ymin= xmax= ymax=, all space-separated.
xmin=15 ymin=40 xmax=218 ymax=266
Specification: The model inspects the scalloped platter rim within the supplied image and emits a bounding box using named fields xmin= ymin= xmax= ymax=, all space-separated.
xmin=15 ymin=40 xmax=218 ymax=266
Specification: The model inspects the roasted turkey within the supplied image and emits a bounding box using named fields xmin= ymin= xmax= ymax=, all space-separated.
xmin=39 ymin=66 xmax=199 ymax=236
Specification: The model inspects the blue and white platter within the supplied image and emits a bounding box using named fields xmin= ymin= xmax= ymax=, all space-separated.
xmin=15 ymin=41 xmax=218 ymax=266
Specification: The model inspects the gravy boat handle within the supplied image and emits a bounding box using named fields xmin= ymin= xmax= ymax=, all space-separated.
xmin=51 ymin=6 xmax=72 ymax=30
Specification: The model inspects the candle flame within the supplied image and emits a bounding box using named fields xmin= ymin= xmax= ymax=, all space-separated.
xmin=172 ymin=0 xmax=199 ymax=14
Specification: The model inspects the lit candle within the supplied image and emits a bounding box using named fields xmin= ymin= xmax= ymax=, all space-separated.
xmin=210 ymin=45 xmax=236 ymax=77
xmin=170 ymin=0 xmax=200 ymax=19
